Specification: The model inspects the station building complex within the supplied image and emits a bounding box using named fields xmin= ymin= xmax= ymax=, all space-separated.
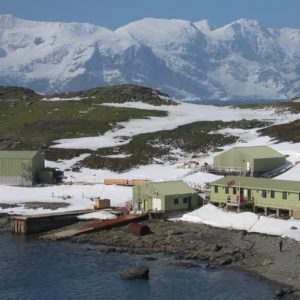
xmin=209 ymin=176 xmax=300 ymax=217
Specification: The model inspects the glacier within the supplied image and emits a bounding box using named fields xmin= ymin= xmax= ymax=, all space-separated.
xmin=1 ymin=14 xmax=300 ymax=101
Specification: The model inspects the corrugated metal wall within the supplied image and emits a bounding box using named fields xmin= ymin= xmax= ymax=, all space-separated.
xmin=0 ymin=176 xmax=32 ymax=186
xmin=213 ymin=149 xmax=254 ymax=171
xmin=0 ymin=158 xmax=32 ymax=177
xmin=253 ymin=157 xmax=286 ymax=173
xmin=32 ymin=152 xmax=45 ymax=182
xmin=0 ymin=153 xmax=44 ymax=186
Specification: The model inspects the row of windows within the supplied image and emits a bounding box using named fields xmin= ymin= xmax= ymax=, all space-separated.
xmin=261 ymin=190 xmax=293 ymax=200
xmin=213 ymin=185 xmax=300 ymax=200
xmin=214 ymin=186 xmax=236 ymax=194
xmin=174 ymin=197 xmax=191 ymax=205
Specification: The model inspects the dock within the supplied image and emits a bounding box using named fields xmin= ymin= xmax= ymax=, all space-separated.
xmin=11 ymin=210 xmax=94 ymax=235
xmin=40 ymin=214 xmax=148 ymax=240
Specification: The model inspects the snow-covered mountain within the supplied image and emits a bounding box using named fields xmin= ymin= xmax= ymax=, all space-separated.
xmin=1 ymin=14 xmax=300 ymax=100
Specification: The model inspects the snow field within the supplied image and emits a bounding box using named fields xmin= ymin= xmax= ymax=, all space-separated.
xmin=0 ymin=184 xmax=131 ymax=215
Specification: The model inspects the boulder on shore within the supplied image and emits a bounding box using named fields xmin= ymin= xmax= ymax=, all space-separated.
xmin=120 ymin=266 xmax=149 ymax=280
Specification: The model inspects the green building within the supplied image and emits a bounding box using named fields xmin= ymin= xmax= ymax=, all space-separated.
xmin=209 ymin=175 xmax=300 ymax=216
xmin=213 ymin=146 xmax=286 ymax=176
xmin=0 ymin=151 xmax=45 ymax=186
xmin=132 ymin=181 xmax=200 ymax=212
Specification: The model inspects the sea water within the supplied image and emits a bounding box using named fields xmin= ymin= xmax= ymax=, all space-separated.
xmin=0 ymin=233 xmax=283 ymax=300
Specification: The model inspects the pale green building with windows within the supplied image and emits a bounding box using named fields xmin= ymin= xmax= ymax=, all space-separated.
xmin=209 ymin=176 xmax=300 ymax=214
xmin=132 ymin=181 xmax=200 ymax=212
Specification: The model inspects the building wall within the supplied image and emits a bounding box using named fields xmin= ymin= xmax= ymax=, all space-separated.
xmin=0 ymin=158 xmax=31 ymax=177
xmin=164 ymin=193 xmax=199 ymax=211
xmin=214 ymin=149 xmax=286 ymax=174
xmin=0 ymin=159 xmax=33 ymax=186
xmin=210 ymin=185 xmax=240 ymax=204
xmin=0 ymin=176 xmax=32 ymax=186
xmin=252 ymin=188 xmax=300 ymax=210
xmin=253 ymin=157 xmax=286 ymax=173
xmin=0 ymin=152 xmax=44 ymax=186
xmin=133 ymin=184 xmax=199 ymax=212
xmin=133 ymin=184 xmax=155 ymax=211
xmin=210 ymin=184 xmax=300 ymax=210
xmin=32 ymin=152 xmax=45 ymax=183
xmin=213 ymin=149 xmax=254 ymax=172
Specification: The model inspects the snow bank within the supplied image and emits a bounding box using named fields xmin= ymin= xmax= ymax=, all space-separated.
xmin=77 ymin=210 xmax=116 ymax=220
xmin=249 ymin=216 xmax=300 ymax=241
xmin=179 ymin=204 xmax=258 ymax=230
xmin=178 ymin=204 xmax=300 ymax=242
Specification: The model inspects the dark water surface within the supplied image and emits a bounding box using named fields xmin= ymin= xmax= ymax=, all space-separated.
xmin=0 ymin=233 xmax=282 ymax=300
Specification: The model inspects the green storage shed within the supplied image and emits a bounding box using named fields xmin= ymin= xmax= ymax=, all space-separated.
xmin=0 ymin=151 xmax=45 ymax=186
xmin=133 ymin=181 xmax=200 ymax=212
xmin=210 ymin=175 xmax=300 ymax=215
xmin=213 ymin=146 xmax=286 ymax=176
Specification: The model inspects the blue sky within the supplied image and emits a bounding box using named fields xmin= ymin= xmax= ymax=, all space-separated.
xmin=0 ymin=0 xmax=299 ymax=29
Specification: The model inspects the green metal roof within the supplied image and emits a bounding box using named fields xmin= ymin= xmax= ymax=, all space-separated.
xmin=150 ymin=181 xmax=197 ymax=195
xmin=0 ymin=151 xmax=40 ymax=159
xmin=234 ymin=146 xmax=285 ymax=159
xmin=210 ymin=176 xmax=300 ymax=192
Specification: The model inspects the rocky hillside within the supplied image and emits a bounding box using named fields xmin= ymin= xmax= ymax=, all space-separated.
xmin=0 ymin=84 xmax=172 ymax=154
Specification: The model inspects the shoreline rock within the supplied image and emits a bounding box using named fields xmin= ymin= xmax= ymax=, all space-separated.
xmin=120 ymin=266 xmax=149 ymax=280
xmin=71 ymin=219 xmax=300 ymax=291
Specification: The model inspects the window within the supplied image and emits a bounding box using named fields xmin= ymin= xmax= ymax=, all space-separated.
xmin=183 ymin=198 xmax=187 ymax=204
xmin=261 ymin=190 xmax=267 ymax=198
xmin=214 ymin=186 xmax=218 ymax=193
xmin=282 ymin=192 xmax=287 ymax=200
xmin=225 ymin=187 xmax=229 ymax=194
xmin=174 ymin=198 xmax=179 ymax=204
xmin=270 ymin=191 xmax=275 ymax=198
xmin=233 ymin=187 xmax=237 ymax=195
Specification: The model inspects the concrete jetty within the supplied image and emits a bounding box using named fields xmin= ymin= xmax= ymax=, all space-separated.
xmin=40 ymin=214 xmax=147 ymax=240
xmin=11 ymin=210 xmax=93 ymax=235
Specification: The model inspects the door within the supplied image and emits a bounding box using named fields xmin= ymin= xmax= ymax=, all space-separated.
xmin=152 ymin=198 xmax=162 ymax=211
xmin=246 ymin=161 xmax=250 ymax=172
xmin=188 ymin=196 xmax=192 ymax=210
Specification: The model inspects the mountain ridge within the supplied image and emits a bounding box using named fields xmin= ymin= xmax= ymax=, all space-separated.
xmin=0 ymin=14 xmax=300 ymax=101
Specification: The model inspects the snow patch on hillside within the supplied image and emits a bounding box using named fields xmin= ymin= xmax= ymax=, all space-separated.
xmin=51 ymin=101 xmax=285 ymax=150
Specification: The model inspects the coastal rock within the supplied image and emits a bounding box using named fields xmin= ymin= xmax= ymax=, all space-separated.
xmin=100 ymin=247 xmax=116 ymax=254
xmin=219 ymin=258 xmax=233 ymax=266
xmin=274 ymin=288 xmax=294 ymax=297
xmin=172 ymin=261 xmax=199 ymax=268
xmin=212 ymin=244 xmax=223 ymax=252
xmin=120 ymin=266 xmax=149 ymax=280
xmin=274 ymin=289 xmax=285 ymax=297
xmin=143 ymin=256 xmax=157 ymax=261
